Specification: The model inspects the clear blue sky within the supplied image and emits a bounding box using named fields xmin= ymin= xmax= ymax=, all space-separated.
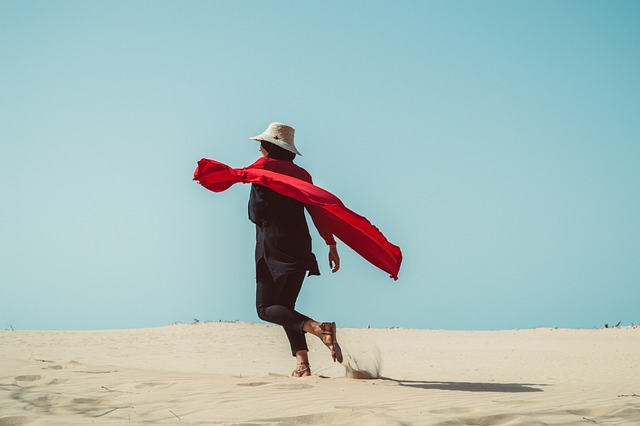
xmin=1 ymin=1 xmax=639 ymax=331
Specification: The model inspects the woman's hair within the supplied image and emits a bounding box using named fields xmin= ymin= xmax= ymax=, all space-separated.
xmin=261 ymin=140 xmax=296 ymax=161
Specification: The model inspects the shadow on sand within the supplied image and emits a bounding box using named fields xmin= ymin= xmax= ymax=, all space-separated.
xmin=381 ymin=378 xmax=545 ymax=393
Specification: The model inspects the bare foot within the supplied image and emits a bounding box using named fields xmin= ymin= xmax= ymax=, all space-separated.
xmin=321 ymin=322 xmax=344 ymax=363
xmin=303 ymin=320 xmax=344 ymax=363
xmin=291 ymin=363 xmax=311 ymax=377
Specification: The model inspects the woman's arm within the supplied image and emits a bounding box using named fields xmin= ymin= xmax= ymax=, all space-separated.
xmin=307 ymin=206 xmax=340 ymax=273
xmin=328 ymin=243 xmax=340 ymax=273
xmin=248 ymin=184 xmax=269 ymax=225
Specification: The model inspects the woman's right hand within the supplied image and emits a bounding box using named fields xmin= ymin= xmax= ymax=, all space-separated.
xmin=328 ymin=244 xmax=340 ymax=273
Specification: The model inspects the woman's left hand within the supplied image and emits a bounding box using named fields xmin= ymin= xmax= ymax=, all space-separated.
xmin=328 ymin=244 xmax=340 ymax=273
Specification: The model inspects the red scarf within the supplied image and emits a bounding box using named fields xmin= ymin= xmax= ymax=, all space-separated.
xmin=194 ymin=157 xmax=402 ymax=280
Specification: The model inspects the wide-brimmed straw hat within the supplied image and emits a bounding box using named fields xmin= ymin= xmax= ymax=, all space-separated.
xmin=249 ymin=122 xmax=301 ymax=155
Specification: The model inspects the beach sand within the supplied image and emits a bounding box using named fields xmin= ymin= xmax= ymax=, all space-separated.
xmin=1 ymin=322 xmax=639 ymax=425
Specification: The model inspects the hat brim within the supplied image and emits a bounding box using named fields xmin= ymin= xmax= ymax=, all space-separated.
xmin=249 ymin=135 xmax=302 ymax=155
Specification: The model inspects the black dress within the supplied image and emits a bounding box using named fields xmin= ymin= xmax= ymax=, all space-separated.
xmin=249 ymin=183 xmax=320 ymax=280
xmin=249 ymin=182 xmax=321 ymax=356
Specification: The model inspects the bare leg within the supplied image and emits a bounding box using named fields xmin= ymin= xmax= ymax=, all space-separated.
xmin=291 ymin=350 xmax=311 ymax=377
xmin=303 ymin=320 xmax=343 ymax=363
xmin=296 ymin=349 xmax=310 ymax=365
xmin=303 ymin=320 xmax=323 ymax=338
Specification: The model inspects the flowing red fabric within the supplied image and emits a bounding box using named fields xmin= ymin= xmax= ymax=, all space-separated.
xmin=194 ymin=158 xmax=402 ymax=280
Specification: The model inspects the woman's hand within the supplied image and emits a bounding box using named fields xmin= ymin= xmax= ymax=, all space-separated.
xmin=328 ymin=244 xmax=340 ymax=273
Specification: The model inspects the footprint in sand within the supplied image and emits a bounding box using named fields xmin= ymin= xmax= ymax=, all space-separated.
xmin=46 ymin=365 xmax=64 ymax=370
xmin=83 ymin=369 xmax=118 ymax=374
xmin=71 ymin=398 xmax=100 ymax=404
xmin=134 ymin=382 xmax=175 ymax=390
xmin=236 ymin=382 xmax=271 ymax=387
xmin=14 ymin=375 xmax=41 ymax=382
xmin=236 ymin=381 xmax=313 ymax=390
xmin=273 ymin=383 xmax=313 ymax=390
xmin=0 ymin=416 xmax=38 ymax=426
xmin=14 ymin=375 xmax=42 ymax=386
xmin=29 ymin=394 xmax=70 ymax=410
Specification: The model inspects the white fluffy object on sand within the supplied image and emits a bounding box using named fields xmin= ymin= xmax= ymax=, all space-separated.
xmin=1 ymin=322 xmax=639 ymax=425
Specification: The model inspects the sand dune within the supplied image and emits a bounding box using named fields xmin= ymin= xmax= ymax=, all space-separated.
xmin=1 ymin=323 xmax=639 ymax=425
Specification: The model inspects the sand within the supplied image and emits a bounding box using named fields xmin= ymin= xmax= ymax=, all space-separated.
xmin=1 ymin=322 xmax=639 ymax=425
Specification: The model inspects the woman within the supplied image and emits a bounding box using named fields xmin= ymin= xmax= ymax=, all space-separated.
xmin=247 ymin=122 xmax=343 ymax=377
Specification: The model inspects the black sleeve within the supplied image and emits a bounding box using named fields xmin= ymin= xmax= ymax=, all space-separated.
xmin=248 ymin=184 xmax=268 ymax=225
